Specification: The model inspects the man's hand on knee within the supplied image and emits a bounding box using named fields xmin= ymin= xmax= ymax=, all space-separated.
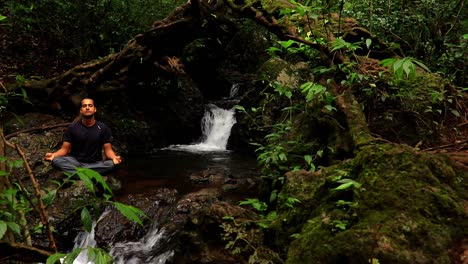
xmin=44 ymin=153 xmax=55 ymax=161
xmin=112 ymin=156 xmax=122 ymax=165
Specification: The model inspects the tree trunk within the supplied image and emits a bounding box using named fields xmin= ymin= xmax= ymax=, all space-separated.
xmin=24 ymin=0 xmax=373 ymax=146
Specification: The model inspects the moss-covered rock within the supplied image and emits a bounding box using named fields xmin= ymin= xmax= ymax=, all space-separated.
xmin=271 ymin=143 xmax=467 ymax=264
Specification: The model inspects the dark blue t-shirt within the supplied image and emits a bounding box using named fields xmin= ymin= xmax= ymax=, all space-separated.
xmin=63 ymin=121 xmax=112 ymax=163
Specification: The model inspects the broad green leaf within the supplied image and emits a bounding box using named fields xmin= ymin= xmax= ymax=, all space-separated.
xmin=77 ymin=168 xmax=112 ymax=194
xmin=76 ymin=170 xmax=94 ymax=192
xmin=304 ymin=155 xmax=313 ymax=164
xmin=234 ymin=105 xmax=246 ymax=112
xmin=0 ymin=171 xmax=8 ymax=176
xmin=333 ymin=178 xmax=362 ymax=190
xmin=412 ymin=59 xmax=431 ymax=72
xmin=278 ymin=39 xmax=297 ymax=49
xmin=81 ymin=207 xmax=93 ymax=232
xmin=6 ymin=221 xmax=20 ymax=235
xmin=366 ymin=38 xmax=372 ymax=49
xmin=333 ymin=181 xmax=354 ymax=190
xmin=0 ymin=221 xmax=7 ymax=239
xmin=278 ymin=153 xmax=287 ymax=161
xmin=111 ymin=202 xmax=145 ymax=226
xmin=316 ymin=149 xmax=324 ymax=157
xmin=451 ymin=109 xmax=460 ymax=117
xmin=42 ymin=189 xmax=57 ymax=207
xmin=0 ymin=15 xmax=6 ymax=21
xmin=62 ymin=248 xmax=81 ymax=264
xmin=324 ymin=105 xmax=336 ymax=111
xmin=46 ymin=253 xmax=66 ymax=264
xmin=402 ymin=59 xmax=414 ymax=77
xmin=380 ymin=58 xmax=396 ymax=67
xmin=269 ymin=190 xmax=278 ymax=203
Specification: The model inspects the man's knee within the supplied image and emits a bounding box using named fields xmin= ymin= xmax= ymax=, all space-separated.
xmin=52 ymin=156 xmax=79 ymax=173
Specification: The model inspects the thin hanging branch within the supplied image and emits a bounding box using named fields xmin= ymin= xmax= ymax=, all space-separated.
xmin=0 ymin=131 xmax=57 ymax=252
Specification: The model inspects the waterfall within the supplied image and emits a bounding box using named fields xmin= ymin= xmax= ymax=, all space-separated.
xmin=110 ymin=223 xmax=174 ymax=264
xmin=168 ymin=104 xmax=236 ymax=152
xmin=71 ymin=210 xmax=107 ymax=264
xmin=71 ymin=210 xmax=173 ymax=264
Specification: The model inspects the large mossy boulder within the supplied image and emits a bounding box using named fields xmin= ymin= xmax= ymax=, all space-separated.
xmin=271 ymin=143 xmax=467 ymax=264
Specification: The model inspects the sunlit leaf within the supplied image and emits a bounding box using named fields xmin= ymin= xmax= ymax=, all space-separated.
xmin=366 ymin=38 xmax=372 ymax=49
xmin=46 ymin=253 xmax=66 ymax=264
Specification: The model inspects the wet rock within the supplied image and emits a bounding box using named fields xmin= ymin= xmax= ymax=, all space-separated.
xmin=94 ymin=188 xmax=178 ymax=247
xmin=272 ymin=143 xmax=467 ymax=264
xmin=189 ymin=167 xmax=227 ymax=185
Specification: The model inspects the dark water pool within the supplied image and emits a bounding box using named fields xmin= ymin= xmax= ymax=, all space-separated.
xmin=114 ymin=149 xmax=258 ymax=196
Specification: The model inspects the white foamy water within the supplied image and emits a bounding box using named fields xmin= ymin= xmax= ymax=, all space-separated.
xmin=110 ymin=223 xmax=174 ymax=264
xmin=168 ymin=104 xmax=236 ymax=152
xmin=72 ymin=210 xmax=173 ymax=264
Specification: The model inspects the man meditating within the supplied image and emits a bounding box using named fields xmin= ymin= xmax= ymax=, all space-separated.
xmin=44 ymin=98 xmax=122 ymax=174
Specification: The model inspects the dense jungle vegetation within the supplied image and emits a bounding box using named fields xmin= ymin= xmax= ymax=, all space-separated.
xmin=0 ymin=0 xmax=466 ymax=263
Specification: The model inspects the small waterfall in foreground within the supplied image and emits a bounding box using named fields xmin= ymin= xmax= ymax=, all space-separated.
xmin=110 ymin=222 xmax=174 ymax=264
xmin=72 ymin=208 xmax=174 ymax=264
xmin=168 ymin=104 xmax=236 ymax=152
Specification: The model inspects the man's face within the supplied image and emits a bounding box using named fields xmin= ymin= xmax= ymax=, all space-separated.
xmin=80 ymin=99 xmax=96 ymax=118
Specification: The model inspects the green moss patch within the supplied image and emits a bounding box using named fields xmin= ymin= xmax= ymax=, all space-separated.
xmin=273 ymin=143 xmax=466 ymax=264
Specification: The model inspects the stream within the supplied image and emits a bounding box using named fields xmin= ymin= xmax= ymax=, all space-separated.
xmin=72 ymin=100 xmax=258 ymax=264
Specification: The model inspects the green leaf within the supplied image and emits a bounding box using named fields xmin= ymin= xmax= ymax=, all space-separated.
xmin=77 ymin=168 xmax=112 ymax=195
xmin=333 ymin=178 xmax=361 ymax=190
xmin=6 ymin=221 xmax=20 ymax=235
xmin=234 ymin=105 xmax=246 ymax=112
xmin=304 ymin=155 xmax=312 ymax=164
xmin=365 ymin=38 xmax=372 ymax=49
xmin=380 ymin=58 xmax=396 ymax=67
xmin=316 ymin=149 xmax=324 ymax=157
xmin=81 ymin=207 xmax=93 ymax=232
xmin=76 ymin=170 xmax=94 ymax=192
xmin=290 ymin=233 xmax=301 ymax=238
xmin=412 ymin=59 xmax=430 ymax=72
xmin=450 ymin=109 xmax=460 ymax=117
xmin=278 ymin=39 xmax=297 ymax=49
xmin=0 ymin=221 xmax=7 ymax=239
xmin=62 ymin=248 xmax=81 ymax=264
xmin=402 ymin=59 xmax=414 ymax=77
xmin=0 ymin=15 xmax=7 ymax=21
xmin=324 ymin=105 xmax=336 ymax=111
xmin=0 ymin=170 xmax=9 ymax=176
xmin=111 ymin=201 xmax=145 ymax=226
xmin=42 ymin=189 xmax=57 ymax=207
xmin=269 ymin=190 xmax=278 ymax=203
xmin=46 ymin=253 xmax=67 ymax=264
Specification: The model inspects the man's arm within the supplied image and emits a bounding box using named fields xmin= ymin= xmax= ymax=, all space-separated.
xmin=44 ymin=142 xmax=72 ymax=161
xmin=103 ymin=143 xmax=122 ymax=165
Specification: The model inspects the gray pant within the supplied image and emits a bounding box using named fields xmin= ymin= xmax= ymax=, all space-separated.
xmin=52 ymin=156 xmax=115 ymax=175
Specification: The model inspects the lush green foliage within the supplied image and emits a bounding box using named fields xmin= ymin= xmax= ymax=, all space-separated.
xmin=1 ymin=0 xmax=185 ymax=61
xmin=343 ymin=0 xmax=467 ymax=85
xmin=0 ymin=160 xmax=145 ymax=262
